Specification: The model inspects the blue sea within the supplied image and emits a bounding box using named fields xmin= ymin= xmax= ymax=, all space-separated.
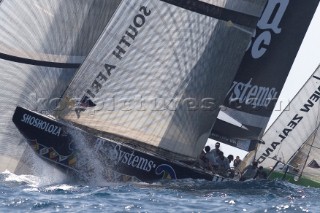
xmin=1 ymin=171 xmax=319 ymax=212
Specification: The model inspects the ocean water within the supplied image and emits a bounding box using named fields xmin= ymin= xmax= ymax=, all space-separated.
xmin=1 ymin=171 xmax=319 ymax=213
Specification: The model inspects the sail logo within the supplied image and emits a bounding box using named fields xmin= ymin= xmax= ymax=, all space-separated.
xmin=112 ymin=6 xmax=151 ymax=60
xmin=21 ymin=113 xmax=61 ymax=136
xmin=95 ymin=139 xmax=156 ymax=172
xmin=80 ymin=6 xmax=152 ymax=109
xmin=227 ymin=78 xmax=278 ymax=108
xmin=257 ymin=84 xmax=320 ymax=164
xmin=249 ymin=0 xmax=289 ymax=59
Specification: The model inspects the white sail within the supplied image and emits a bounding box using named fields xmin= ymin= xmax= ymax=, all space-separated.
xmin=57 ymin=0 xmax=266 ymax=159
xmin=0 ymin=0 xmax=122 ymax=173
xmin=288 ymin=129 xmax=320 ymax=183
xmin=256 ymin=65 xmax=320 ymax=170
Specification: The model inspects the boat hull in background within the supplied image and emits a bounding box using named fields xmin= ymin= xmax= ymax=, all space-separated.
xmin=268 ymin=171 xmax=320 ymax=188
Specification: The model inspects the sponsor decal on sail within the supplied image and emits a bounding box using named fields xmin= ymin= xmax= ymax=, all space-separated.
xmin=21 ymin=113 xmax=61 ymax=136
xmin=257 ymin=77 xmax=320 ymax=163
xmin=227 ymin=0 xmax=291 ymax=109
xmin=227 ymin=78 xmax=278 ymax=108
xmin=79 ymin=6 xmax=152 ymax=110
xmin=249 ymin=0 xmax=289 ymax=59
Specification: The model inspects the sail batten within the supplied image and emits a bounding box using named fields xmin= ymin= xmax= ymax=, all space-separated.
xmin=0 ymin=52 xmax=82 ymax=68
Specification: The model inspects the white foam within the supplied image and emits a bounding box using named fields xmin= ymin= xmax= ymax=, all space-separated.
xmin=45 ymin=184 xmax=75 ymax=191
xmin=2 ymin=170 xmax=40 ymax=188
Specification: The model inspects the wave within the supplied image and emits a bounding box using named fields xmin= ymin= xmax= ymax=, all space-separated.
xmin=0 ymin=169 xmax=71 ymax=188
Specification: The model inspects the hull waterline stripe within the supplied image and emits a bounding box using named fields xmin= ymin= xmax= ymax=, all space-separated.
xmin=0 ymin=52 xmax=81 ymax=69
xmin=160 ymin=0 xmax=260 ymax=28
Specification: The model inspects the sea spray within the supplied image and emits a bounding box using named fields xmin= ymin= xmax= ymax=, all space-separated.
xmin=68 ymin=128 xmax=120 ymax=185
xmin=17 ymin=146 xmax=69 ymax=187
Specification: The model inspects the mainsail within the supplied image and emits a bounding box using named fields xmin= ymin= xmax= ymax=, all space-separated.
xmin=56 ymin=0 xmax=266 ymax=160
xmin=256 ymin=65 xmax=320 ymax=184
xmin=210 ymin=0 xmax=320 ymax=151
xmin=0 ymin=0 xmax=122 ymax=173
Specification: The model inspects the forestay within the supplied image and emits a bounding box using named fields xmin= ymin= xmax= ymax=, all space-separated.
xmin=256 ymin=65 xmax=320 ymax=171
xmin=57 ymin=0 xmax=266 ymax=159
xmin=0 ymin=0 xmax=121 ymax=173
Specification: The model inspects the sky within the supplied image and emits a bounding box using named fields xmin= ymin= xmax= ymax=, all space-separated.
xmin=206 ymin=5 xmax=320 ymax=160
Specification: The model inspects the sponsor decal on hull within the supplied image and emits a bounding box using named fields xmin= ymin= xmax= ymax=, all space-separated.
xmin=27 ymin=139 xmax=76 ymax=167
xmin=94 ymin=138 xmax=177 ymax=179
xmin=21 ymin=113 xmax=61 ymax=136
xmin=110 ymin=144 xmax=156 ymax=172
xmin=155 ymin=164 xmax=177 ymax=179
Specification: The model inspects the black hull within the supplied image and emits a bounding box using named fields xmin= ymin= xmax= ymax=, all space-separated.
xmin=12 ymin=106 xmax=227 ymax=182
